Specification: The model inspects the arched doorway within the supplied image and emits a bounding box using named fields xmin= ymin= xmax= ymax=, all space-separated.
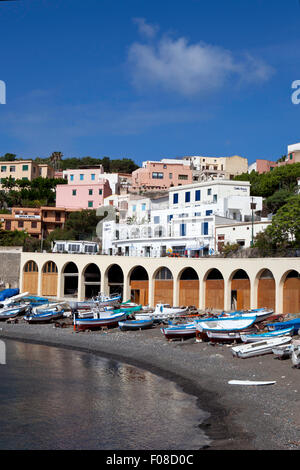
xmin=130 ymin=266 xmax=149 ymax=305
xmin=257 ymin=269 xmax=275 ymax=310
xmin=205 ymin=269 xmax=224 ymax=310
xmin=42 ymin=261 xmax=58 ymax=297
xmin=283 ymin=270 xmax=300 ymax=314
xmin=63 ymin=262 xmax=78 ymax=297
xmin=154 ymin=267 xmax=173 ymax=305
xmin=23 ymin=261 xmax=38 ymax=295
xmin=231 ymin=269 xmax=250 ymax=311
xmin=179 ymin=268 xmax=199 ymax=307
xmin=84 ymin=264 xmax=101 ymax=299
xmin=107 ymin=264 xmax=123 ymax=297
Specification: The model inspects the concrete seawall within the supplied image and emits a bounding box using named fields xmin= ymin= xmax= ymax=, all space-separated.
xmin=0 ymin=250 xmax=21 ymax=289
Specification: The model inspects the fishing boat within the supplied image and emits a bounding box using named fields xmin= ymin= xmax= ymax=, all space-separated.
xmin=241 ymin=327 xmax=294 ymax=343
xmin=205 ymin=328 xmax=257 ymax=343
xmin=23 ymin=305 xmax=65 ymax=323
xmin=74 ymin=311 xmax=127 ymax=331
xmin=0 ymin=288 xmax=19 ymax=302
xmin=22 ymin=296 xmax=49 ymax=307
xmin=118 ymin=319 xmax=154 ymax=331
xmin=231 ymin=336 xmax=292 ymax=359
xmin=224 ymin=308 xmax=274 ymax=323
xmin=272 ymin=344 xmax=294 ymax=360
xmin=160 ymin=323 xmax=196 ymax=340
xmin=195 ymin=316 xmax=257 ymax=342
xmin=0 ymin=292 xmax=29 ymax=308
xmin=266 ymin=318 xmax=300 ymax=335
xmin=0 ymin=305 xmax=28 ymax=320
xmin=135 ymin=303 xmax=188 ymax=322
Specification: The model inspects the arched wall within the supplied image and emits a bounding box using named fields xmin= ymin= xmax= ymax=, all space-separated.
xmin=18 ymin=253 xmax=300 ymax=313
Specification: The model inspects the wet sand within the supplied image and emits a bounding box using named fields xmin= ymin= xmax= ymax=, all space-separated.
xmin=0 ymin=319 xmax=299 ymax=450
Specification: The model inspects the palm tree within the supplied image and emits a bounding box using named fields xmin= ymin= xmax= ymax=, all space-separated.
xmin=49 ymin=152 xmax=63 ymax=171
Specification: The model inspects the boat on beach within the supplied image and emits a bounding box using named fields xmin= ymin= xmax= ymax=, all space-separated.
xmin=266 ymin=317 xmax=300 ymax=335
xmin=135 ymin=303 xmax=188 ymax=322
xmin=160 ymin=323 xmax=197 ymax=340
xmin=231 ymin=336 xmax=292 ymax=358
xmin=23 ymin=305 xmax=65 ymax=323
xmin=195 ymin=316 xmax=257 ymax=342
xmin=74 ymin=311 xmax=127 ymax=331
xmin=118 ymin=319 xmax=154 ymax=331
xmin=0 ymin=305 xmax=29 ymax=320
xmin=240 ymin=327 xmax=294 ymax=343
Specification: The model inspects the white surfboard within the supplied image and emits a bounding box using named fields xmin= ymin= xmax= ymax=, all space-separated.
xmin=228 ymin=380 xmax=276 ymax=386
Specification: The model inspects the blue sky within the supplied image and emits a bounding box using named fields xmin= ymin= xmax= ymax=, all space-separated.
xmin=0 ymin=0 xmax=299 ymax=166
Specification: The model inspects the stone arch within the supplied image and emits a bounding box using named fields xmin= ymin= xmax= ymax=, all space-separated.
xmin=41 ymin=261 xmax=58 ymax=297
xmin=83 ymin=263 xmax=101 ymax=299
xmin=129 ymin=266 xmax=149 ymax=305
xmin=230 ymin=269 xmax=250 ymax=311
xmin=153 ymin=266 xmax=173 ymax=305
xmin=106 ymin=264 xmax=124 ymax=297
xmin=256 ymin=269 xmax=275 ymax=311
xmin=23 ymin=260 xmax=39 ymax=295
xmin=281 ymin=270 xmax=300 ymax=314
xmin=62 ymin=262 xmax=79 ymax=297
xmin=204 ymin=268 xmax=224 ymax=311
xmin=178 ymin=267 xmax=199 ymax=308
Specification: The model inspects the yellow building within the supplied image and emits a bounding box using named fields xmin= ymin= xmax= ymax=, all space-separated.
xmin=0 ymin=160 xmax=54 ymax=188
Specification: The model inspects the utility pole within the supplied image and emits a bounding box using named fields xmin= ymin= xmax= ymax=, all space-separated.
xmin=250 ymin=197 xmax=256 ymax=247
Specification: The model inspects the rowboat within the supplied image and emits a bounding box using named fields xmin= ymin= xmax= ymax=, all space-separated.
xmin=196 ymin=316 xmax=257 ymax=341
xmin=224 ymin=308 xmax=274 ymax=323
xmin=240 ymin=327 xmax=294 ymax=343
xmin=0 ymin=305 xmax=28 ymax=320
xmin=160 ymin=323 xmax=196 ymax=340
xmin=23 ymin=305 xmax=65 ymax=323
xmin=135 ymin=303 xmax=188 ymax=322
xmin=231 ymin=336 xmax=292 ymax=358
xmin=74 ymin=311 xmax=127 ymax=331
xmin=266 ymin=318 xmax=300 ymax=335
xmin=118 ymin=319 xmax=154 ymax=331
xmin=0 ymin=292 xmax=29 ymax=308
xmin=272 ymin=344 xmax=294 ymax=360
xmin=205 ymin=328 xmax=257 ymax=343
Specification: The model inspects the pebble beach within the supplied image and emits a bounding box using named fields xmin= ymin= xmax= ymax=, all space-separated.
xmin=0 ymin=319 xmax=300 ymax=451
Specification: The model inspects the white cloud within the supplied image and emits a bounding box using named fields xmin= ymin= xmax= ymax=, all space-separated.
xmin=132 ymin=17 xmax=159 ymax=39
xmin=128 ymin=26 xmax=274 ymax=96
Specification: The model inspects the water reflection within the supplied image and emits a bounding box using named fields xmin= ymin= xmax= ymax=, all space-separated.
xmin=0 ymin=340 xmax=210 ymax=450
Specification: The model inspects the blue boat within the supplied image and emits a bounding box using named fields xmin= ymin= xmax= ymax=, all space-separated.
xmin=266 ymin=318 xmax=300 ymax=334
xmin=118 ymin=319 xmax=154 ymax=331
xmin=22 ymin=296 xmax=49 ymax=307
xmin=241 ymin=327 xmax=294 ymax=343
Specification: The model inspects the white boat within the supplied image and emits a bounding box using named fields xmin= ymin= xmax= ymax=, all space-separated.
xmin=135 ymin=303 xmax=188 ymax=322
xmin=74 ymin=311 xmax=127 ymax=331
xmin=206 ymin=328 xmax=257 ymax=343
xmin=0 ymin=292 xmax=29 ymax=308
xmin=160 ymin=323 xmax=196 ymax=340
xmin=238 ymin=308 xmax=274 ymax=323
xmin=118 ymin=319 xmax=154 ymax=331
xmin=196 ymin=316 xmax=257 ymax=341
xmin=23 ymin=305 xmax=65 ymax=323
xmin=291 ymin=345 xmax=300 ymax=368
xmin=228 ymin=380 xmax=276 ymax=386
xmin=272 ymin=344 xmax=294 ymax=360
xmin=241 ymin=327 xmax=294 ymax=343
xmin=0 ymin=305 xmax=28 ymax=320
xmin=231 ymin=336 xmax=292 ymax=359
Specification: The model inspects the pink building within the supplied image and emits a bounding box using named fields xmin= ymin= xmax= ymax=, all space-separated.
xmin=56 ymin=180 xmax=112 ymax=210
xmin=132 ymin=160 xmax=193 ymax=191
xmin=255 ymin=159 xmax=278 ymax=174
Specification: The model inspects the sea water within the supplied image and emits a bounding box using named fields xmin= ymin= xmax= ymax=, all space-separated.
xmin=0 ymin=339 xmax=210 ymax=450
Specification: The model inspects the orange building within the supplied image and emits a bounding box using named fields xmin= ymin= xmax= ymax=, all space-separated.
xmin=0 ymin=206 xmax=72 ymax=239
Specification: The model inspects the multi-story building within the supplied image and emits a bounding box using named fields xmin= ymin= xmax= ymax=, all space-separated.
xmin=0 ymin=206 xmax=72 ymax=239
xmin=248 ymin=142 xmax=300 ymax=174
xmin=131 ymin=159 xmax=193 ymax=191
xmin=0 ymin=160 xmax=54 ymax=188
xmin=183 ymin=155 xmax=248 ymax=181
xmin=102 ymin=180 xmax=263 ymax=257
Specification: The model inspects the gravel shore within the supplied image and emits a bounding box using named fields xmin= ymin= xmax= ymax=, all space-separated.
xmin=0 ymin=319 xmax=300 ymax=450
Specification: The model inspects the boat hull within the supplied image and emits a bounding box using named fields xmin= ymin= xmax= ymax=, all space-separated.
xmin=74 ymin=312 xmax=127 ymax=331
xmin=231 ymin=336 xmax=292 ymax=358
xmin=241 ymin=327 xmax=294 ymax=343
xmin=118 ymin=319 xmax=153 ymax=331
xmin=161 ymin=325 xmax=196 ymax=340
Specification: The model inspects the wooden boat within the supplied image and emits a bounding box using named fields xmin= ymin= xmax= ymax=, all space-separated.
xmin=266 ymin=318 xmax=300 ymax=335
xmin=196 ymin=316 xmax=257 ymax=341
xmin=118 ymin=319 xmax=154 ymax=331
xmin=0 ymin=305 xmax=28 ymax=320
xmin=160 ymin=323 xmax=196 ymax=340
xmin=241 ymin=327 xmax=294 ymax=343
xmin=231 ymin=336 xmax=292 ymax=359
xmin=74 ymin=311 xmax=127 ymax=331
xmin=272 ymin=344 xmax=294 ymax=360
xmin=23 ymin=305 xmax=65 ymax=323
xmin=205 ymin=328 xmax=257 ymax=343
xmin=135 ymin=304 xmax=188 ymax=322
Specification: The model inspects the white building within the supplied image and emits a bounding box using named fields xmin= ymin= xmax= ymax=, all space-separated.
xmin=102 ymin=180 xmax=263 ymax=258
xmin=215 ymin=220 xmax=271 ymax=251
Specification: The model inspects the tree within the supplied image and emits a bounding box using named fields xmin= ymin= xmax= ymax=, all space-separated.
xmin=49 ymin=151 xmax=63 ymax=171
xmin=268 ymin=195 xmax=300 ymax=245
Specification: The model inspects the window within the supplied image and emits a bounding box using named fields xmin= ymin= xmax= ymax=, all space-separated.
xmin=194 ymin=212 xmax=201 ymax=217
xmin=152 ymin=172 xmax=163 ymax=179
xmin=70 ymin=175 xmax=74 ymax=181
xmin=163 ymin=164 xmax=167 ymax=169
xmin=207 ymin=188 xmax=212 ymax=196
xmin=80 ymin=174 xmax=84 ymax=181
xmin=1 ymin=166 xmax=6 ymax=172
xmin=89 ymin=189 xmax=93 ymax=195
xmin=178 ymin=174 xmax=188 ymax=180
xmin=213 ymin=194 xmax=218 ymax=203
xmin=88 ymin=201 xmax=93 ymax=208
xmin=173 ymin=193 xmax=178 ymax=204
xmin=18 ymin=221 xmax=24 ymax=228
xmin=185 ymin=191 xmax=190 ymax=203
xmin=180 ymin=223 xmax=186 ymax=236
xmin=169 ymin=173 xmax=173 ymax=179
xmin=5 ymin=221 xmax=11 ymax=230
xmin=202 ymin=222 xmax=209 ymax=235
xmin=154 ymin=216 xmax=160 ymax=224
xmin=141 ymin=203 xmax=146 ymax=211
xmin=72 ymin=189 xmax=77 ymax=196
xmin=22 ymin=165 xmax=28 ymax=171
xmin=10 ymin=166 xmax=15 ymax=172
xmin=22 ymin=177 xmax=29 ymax=181
xmin=99 ymin=189 xmax=102 ymax=195
xmin=132 ymin=205 xmax=136 ymax=212
xmin=91 ymin=174 xmax=95 ymax=180
xmin=31 ymin=221 xmax=37 ymax=229
xmin=167 ymin=215 xmax=173 ymax=222
xmin=206 ymin=210 xmax=213 ymax=216
xmin=195 ymin=190 xmax=201 ymax=201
